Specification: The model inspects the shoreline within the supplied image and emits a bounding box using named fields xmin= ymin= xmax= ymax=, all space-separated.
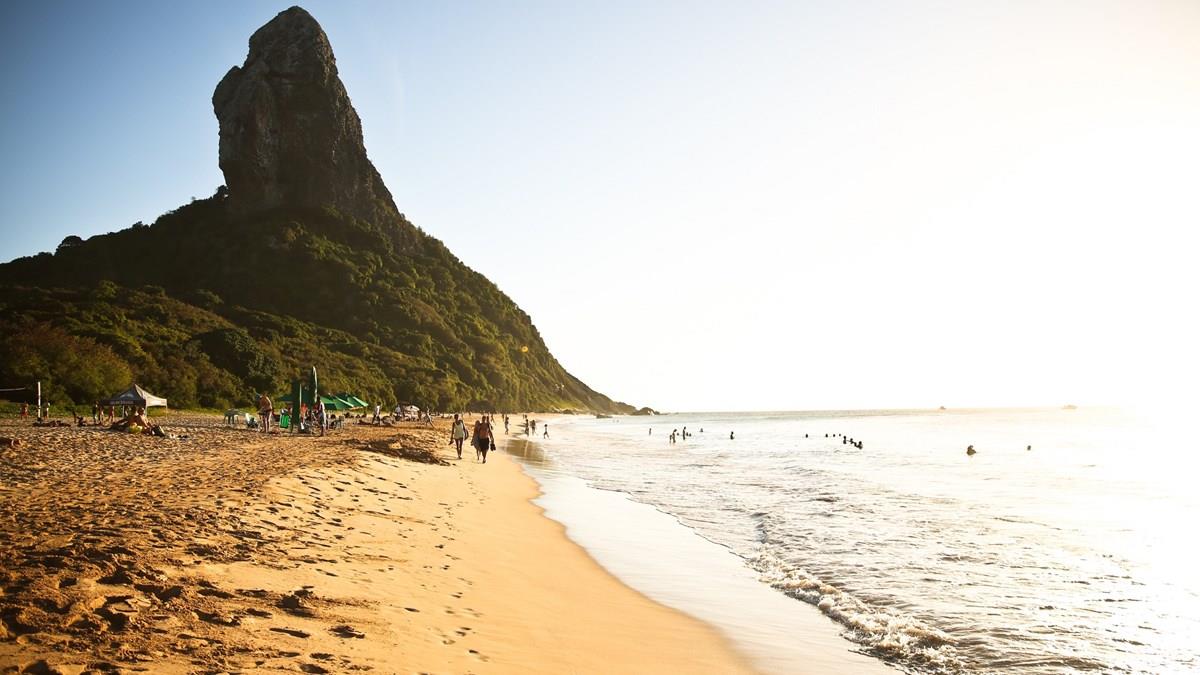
xmin=0 ymin=413 xmax=753 ymax=673
xmin=506 ymin=432 xmax=896 ymax=675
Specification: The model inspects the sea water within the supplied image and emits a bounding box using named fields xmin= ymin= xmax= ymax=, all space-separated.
xmin=504 ymin=408 xmax=1199 ymax=674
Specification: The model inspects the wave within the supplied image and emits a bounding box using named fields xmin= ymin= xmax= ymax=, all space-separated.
xmin=752 ymin=546 xmax=966 ymax=673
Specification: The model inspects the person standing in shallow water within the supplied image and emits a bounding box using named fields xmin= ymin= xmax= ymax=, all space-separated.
xmin=450 ymin=414 xmax=468 ymax=459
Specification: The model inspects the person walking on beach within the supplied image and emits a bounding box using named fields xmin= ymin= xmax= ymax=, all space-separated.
xmin=373 ymin=403 xmax=382 ymax=425
xmin=92 ymin=401 xmax=100 ymax=425
xmin=543 ymin=424 xmax=549 ymax=439
xmin=475 ymin=415 xmax=494 ymax=463
xmin=20 ymin=402 xmax=28 ymax=418
xmin=316 ymin=396 xmax=327 ymax=436
xmin=450 ymin=414 xmax=468 ymax=459
xmin=257 ymin=393 xmax=273 ymax=433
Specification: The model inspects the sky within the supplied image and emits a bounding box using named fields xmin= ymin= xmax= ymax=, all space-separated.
xmin=2 ymin=1 xmax=1198 ymax=412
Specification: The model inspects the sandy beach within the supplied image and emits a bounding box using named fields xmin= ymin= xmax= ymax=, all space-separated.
xmin=0 ymin=413 xmax=752 ymax=674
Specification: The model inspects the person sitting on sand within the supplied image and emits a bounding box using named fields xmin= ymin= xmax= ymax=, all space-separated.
xmin=966 ymin=444 xmax=976 ymax=456
xmin=109 ymin=407 xmax=166 ymax=436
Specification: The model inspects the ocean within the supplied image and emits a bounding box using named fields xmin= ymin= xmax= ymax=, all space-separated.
xmin=503 ymin=408 xmax=1199 ymax=674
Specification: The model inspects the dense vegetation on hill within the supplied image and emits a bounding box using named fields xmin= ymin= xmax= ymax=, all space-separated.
xmin=0 ymin=189 xmax=632 ymax=414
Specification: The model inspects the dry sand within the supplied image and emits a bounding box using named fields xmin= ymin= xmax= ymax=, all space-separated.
xmin=1 ymin=413 xmax=752 ymax=674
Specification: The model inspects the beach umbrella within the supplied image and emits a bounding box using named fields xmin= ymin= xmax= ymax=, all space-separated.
xmin=277 ymin=392 xmax=353 ymax=410
xmin=337 ymin=393 xmax=370 ymax=409
xmin=322 ymin=395 xmax=353 ymax=411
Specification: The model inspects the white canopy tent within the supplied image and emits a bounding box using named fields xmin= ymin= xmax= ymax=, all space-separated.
xmin=100 ymin=384 xmax=168 ymax=408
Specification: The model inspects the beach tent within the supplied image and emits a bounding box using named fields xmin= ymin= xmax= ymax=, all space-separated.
xmin=101 ymin=384 xmax=168 ymax=408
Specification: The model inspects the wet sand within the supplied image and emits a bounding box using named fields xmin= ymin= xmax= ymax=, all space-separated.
xmin=0 ymin=414 xmax=751 ymax=673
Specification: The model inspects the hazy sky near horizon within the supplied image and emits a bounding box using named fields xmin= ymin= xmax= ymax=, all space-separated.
xmin=2 ymin=1 xmax=1198 ymax=412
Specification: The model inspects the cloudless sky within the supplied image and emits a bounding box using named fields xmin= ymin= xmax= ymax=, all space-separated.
xmin=2 ymin=1 xmax=1198 ymax=412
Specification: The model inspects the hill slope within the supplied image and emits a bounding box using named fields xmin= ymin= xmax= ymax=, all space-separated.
xmin=0 ymin=7 xmax=632 ymax=414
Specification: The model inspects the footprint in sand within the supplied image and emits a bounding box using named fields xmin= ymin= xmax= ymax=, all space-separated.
xmin=330 ymin=624 xmax=365 ymax=639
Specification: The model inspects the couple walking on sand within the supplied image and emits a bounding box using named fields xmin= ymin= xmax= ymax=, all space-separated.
xmin=448 ymin=414 xmax=495 ymax=462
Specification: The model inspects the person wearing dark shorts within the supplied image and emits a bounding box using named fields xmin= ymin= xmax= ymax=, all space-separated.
xmin=476 ymin=415 xmax=494 ymax=463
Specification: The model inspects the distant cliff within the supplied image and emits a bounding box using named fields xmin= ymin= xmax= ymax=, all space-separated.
xmin=0 ymin=7 xmax=634 ymax=414
xmin=213 ymin=7 xmax=397 ymax=226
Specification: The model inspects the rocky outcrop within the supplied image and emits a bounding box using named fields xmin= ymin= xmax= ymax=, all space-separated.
xmin=212 ymin=6 xmax=397 ymax=225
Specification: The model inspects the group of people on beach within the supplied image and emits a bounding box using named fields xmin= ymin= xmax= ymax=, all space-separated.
xmin=19 ymin=400 xmax=167 ymax=434
xmin=449 ymin=413 xmax=496 ymax=462
xmin=446 ymin=411 xmax=554 ymax=463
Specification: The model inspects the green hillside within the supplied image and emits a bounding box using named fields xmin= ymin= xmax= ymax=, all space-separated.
xmin=0 ymin=189 xmax=633 ymax=414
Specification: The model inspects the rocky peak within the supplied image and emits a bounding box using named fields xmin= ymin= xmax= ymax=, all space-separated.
xmin=213 ymin=6 xmax=397 ymax=225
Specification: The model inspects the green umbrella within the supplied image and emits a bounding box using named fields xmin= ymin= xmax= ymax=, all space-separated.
xmin=322 ymin=396 xmax=353 ymax=411
xmin=277 ymin=392 xmax=351 ymax=410
xmin=336 ymin=393 xmax=370 ymax=409
xmin=276 ymin=391 xmax=314 ymax=405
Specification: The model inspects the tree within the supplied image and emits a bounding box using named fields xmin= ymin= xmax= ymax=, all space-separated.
xmin=56 ymin=235 xmax=84 ymax=252
xmin=0 ymin=322 xmax=132 ymax=406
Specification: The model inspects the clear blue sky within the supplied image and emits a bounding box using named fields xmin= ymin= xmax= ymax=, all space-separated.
xmin=3 ymin=1 xmax=1198 ymax=412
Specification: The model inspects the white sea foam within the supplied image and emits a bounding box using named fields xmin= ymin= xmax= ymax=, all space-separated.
xmin=754 ymin=548 xmax=962 ymax=671
xmin=513 ymin=408 xmax=1200 ymax=674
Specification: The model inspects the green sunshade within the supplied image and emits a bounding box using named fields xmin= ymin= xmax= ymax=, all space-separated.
xmin=277 ymin=392 xmax=346 ymax=407
xmin=336 ymin=393 xmax=370 ymax=408
xmin=323 ymin=396 xmax=354 ymax=411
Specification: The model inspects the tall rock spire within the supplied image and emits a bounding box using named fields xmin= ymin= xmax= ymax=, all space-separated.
xmin=212 ymin=6 xmax=397 ymax=225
